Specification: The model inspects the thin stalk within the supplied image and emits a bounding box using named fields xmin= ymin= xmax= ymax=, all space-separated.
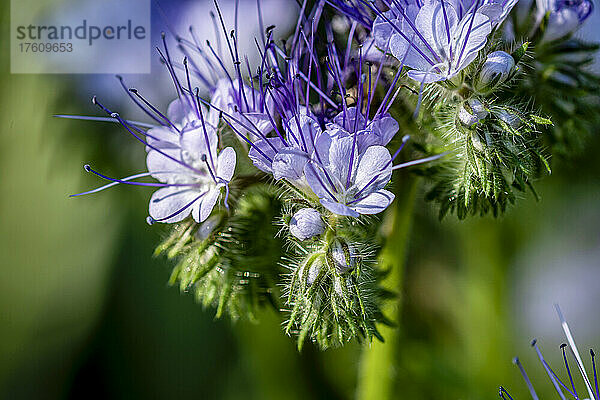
xmin=356 ymin=173 xmax=419 ymax=400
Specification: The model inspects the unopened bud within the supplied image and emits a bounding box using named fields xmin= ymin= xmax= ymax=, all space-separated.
xmin=496 ymin=109 xmax=522 ymax=129
xmin=306 ymin=258 xmax=323 ymax=286
xmin=474 ymin=51 xmax=515 ymax=94
xmin=289 ymin=208 xmax=325 ymax=241
xmin=458 ymin=99 xmax=488 ymax=128
xmin=328 ymin=239 xmax=355 ymax=274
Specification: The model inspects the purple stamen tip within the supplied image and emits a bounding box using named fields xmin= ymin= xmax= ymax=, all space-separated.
xmin=84 ymin=164 xmax=91 ymax=172
xmin=146 ymin=216 xmax=155 ymax=225
xmin=531 ymin=339 xmax=538 ymax=346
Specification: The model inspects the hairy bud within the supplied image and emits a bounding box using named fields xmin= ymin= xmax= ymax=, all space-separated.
xmin=289 ymin=208 xmax=325 ymax=241
xmin=458 ymin=99 xmax=488 ymax=127
xmin=474 ymin=51 xmax=515 ymax=94
xmin=328 ymin=239 xmax=355 ymax=273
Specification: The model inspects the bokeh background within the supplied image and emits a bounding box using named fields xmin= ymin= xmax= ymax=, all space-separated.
xmin=1 ymin=0 xmax=599 ymax=399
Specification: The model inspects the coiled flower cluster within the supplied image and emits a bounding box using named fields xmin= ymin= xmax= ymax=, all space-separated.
xmin=66 ymin=0 xmax=599 ymax=350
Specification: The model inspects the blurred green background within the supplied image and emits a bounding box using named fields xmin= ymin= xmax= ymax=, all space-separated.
xmin=1 ymin=0 xmax=599 ymax=399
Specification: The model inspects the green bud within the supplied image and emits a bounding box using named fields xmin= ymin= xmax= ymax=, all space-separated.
xmin=328 ymin=239 xmax=355 ymax=273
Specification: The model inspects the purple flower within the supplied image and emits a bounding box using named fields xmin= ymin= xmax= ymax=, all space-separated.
xmin=289 ymin=208 xmax=326 ymax=240
xmin=538 ymin=0 xmax=594 ymax=41
xmin=305 ymin=132 xmax=395 ymax=217
xmin=147 ymin=121 xmax=236 ymax=224
xmin=72 ymin=92 xmax=235 ymax=225
xmin=370 ymin=0 xmax=517 ymax=83
xmin=326 ymin=107 xmax=399 ymax=153
xmin=208 ymin=77 xmax=275 ymax=142
xmin=248 ymin=113 xmax=324 ymax=189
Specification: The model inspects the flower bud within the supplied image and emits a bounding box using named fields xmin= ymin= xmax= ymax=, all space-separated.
xmin=328 ymin=239 xmax=355 ymax=274
xmin=458 ymin=99 xmax=488 ymax=128
xmin=474 ymin=51 xmax=515 ymax=93
xmin=496 ymin=109 xmax=522 ymax=129
xmin=289 ymin=208 xmax=325 ymax=241
xmin=306 ymin=258 xmax=323 ymax=286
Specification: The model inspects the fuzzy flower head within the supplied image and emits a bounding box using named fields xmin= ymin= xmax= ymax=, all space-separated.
xmin=245 ymin=16 xmax=445 ymax=218
xmin=370 ymin=0 xmax=518 ymax=83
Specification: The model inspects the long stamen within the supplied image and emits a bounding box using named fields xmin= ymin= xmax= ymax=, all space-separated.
xmin=561 ymin=344 xmax=580 ymax=399
xmin=92 ymin=97 xmax=201 ymax=175
xmin=54 ymin=115 xmax=156 ymax=129
xmin=556 ymin=304 xmax=598 ymax=400
xmin=71 ymin=170 xmax=192 ymax=197
xmin=183 ymin=58 xmax=201 ymax=119
xmin=116 ymin=75 xmax=165 ymax=125
xmin=205 ymin=39 xmax=235 ymax=85
xmin=532 ymin=339 xmax=568 ymax=400
xmin=176 ymin=42 xmax=215 ymax=89
xmin=513 ymin=357 xmax=540 ymax=400
xmin=392 ymin=152 xmax=449 ymax=170
xmin=80 ymin=165 xmax=190 ymax=188
xmin=128 ymin=89 xmax=181 ymax=133
xmin=592 ymin=350 xmax=600 ymax=400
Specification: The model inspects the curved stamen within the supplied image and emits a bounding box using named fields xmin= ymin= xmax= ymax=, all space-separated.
xmin=592 ymin=350 xmax=600 ymax=400
xmin=532 ymin=339 xmax=569 ymax=400
xmin=128 ymin=88 xmax=181 ymax=133
xmin=92 ymin=97 xmax=202 ymax=175
xmin=53 ymin=115 xmax=157 ymax=129
xmin=561 ymin=344 xmax=580 ymax=399
xmin=116 ymin=75 xmax=166 ymax=125
xmin=513 ymin=357 xmax=540 ymax=400
xmin=71 ymin=170 xmax=197 ymax=197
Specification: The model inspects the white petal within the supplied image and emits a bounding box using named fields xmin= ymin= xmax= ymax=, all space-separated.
xmin=354 ymin=146 xmax=392 ymax=193
xmin=195 ymin=187 xmax=221 ymax=223
xmin=216 ymin=147 xmax=236 ymax=182
xmin=351 ymin=189 xmax=395 ymax=215
xmin=149 ymin=187 xmax=198 ymax=223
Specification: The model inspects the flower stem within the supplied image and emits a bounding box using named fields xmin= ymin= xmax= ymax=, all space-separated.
xmin=356 ymin=173 xmax=419 ymax=400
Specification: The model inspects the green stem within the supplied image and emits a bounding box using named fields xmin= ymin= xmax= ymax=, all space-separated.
xmin=356 ymin=174 xmax=419 ymax=400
